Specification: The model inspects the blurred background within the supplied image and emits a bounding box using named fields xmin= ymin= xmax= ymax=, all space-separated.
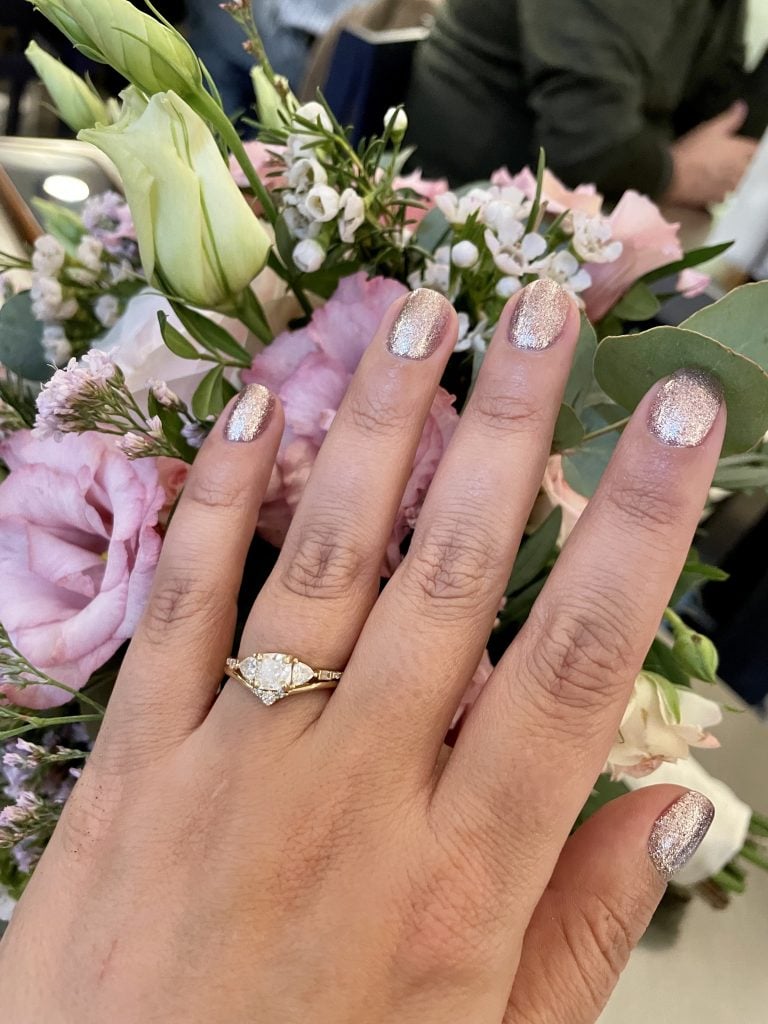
xmin=0 ymin=1 xmax=766 ymax=1019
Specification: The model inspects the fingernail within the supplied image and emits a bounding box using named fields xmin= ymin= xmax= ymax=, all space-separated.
xmin=508 ymin=278 xmax=571 ymax=351
xmin=225 ymin=383 xmax=275 ymax=442
xmin=387 ymin=288 xmax=448 ymax=360
xmin=648 ymin=369 xmax=723 ymax=447
xmin=648 ymin=791 xmax=715 ymax=880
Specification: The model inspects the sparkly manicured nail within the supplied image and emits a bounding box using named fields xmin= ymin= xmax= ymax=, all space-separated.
xmin=508 ymin=278 xmax=571 ymax=351
xmin=386 ymin=288 xmax=448 ymax=360
xmin=225 ymin=383 xmax=275 ymax=442
xmin=648 ymin=791 xmax=715 ymax=880
xmin=648 ymin=369 xmax=723 ymax=447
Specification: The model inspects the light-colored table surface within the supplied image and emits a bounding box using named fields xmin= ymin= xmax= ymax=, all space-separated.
xmin=601 ymin=689 xmax=768 ymax=1024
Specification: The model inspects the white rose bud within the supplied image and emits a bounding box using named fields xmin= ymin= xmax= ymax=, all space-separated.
xmin=384 ymin=106 xmax=408 ymax=140
xmin=81 ymin=92 xmax=270 ymax=309
xmin=451 ymin=240 xmax=480 ymax=269
xmin=292 ymin=239 xmax=326 ymax=274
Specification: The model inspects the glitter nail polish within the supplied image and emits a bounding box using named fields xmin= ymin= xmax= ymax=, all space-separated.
xmin=648 ymin=369 xmax=723 ymax=447
xmin=508 ymin=278 xmax=571 ymax=350
xmin=225 ymin=384 xmax=275 ymax=442
xmin=648 ymin=791 xmax=715 ymax=880
xmin=386 ymin=288 xmax=448 ymax=360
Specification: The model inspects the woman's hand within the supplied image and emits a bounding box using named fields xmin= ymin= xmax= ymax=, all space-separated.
xmin=0 ymin=280 xmax=721 ymax=1024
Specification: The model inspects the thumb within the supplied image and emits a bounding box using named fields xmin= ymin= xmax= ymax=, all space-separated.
xmin=711 ymin=99 xmax=749 ymax=134
xmin=504 ymin=785 xmax=714 ymax=1024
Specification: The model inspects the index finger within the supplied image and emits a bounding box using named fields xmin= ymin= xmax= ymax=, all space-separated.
xmin=437 ymin=369 xmax=725 ymax=896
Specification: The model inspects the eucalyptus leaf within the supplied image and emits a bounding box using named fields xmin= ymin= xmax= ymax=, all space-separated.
xmin=552 ymin=404 xmax=585 ymax=452
xmin=564 ymin=315 xmax=598 ymax=412
xmin=507 ymin=507 xmax=562 ymax=595
xmin=0 ymin=292 xmax=50 ymax=381
xmin=612 ymin=281 xmax=661 ymax=322
xmin=562 ymin=430 xmax=615 ymax=497
xmin=713 ymin=451 xmax=768 ymax=490
xmin=681 ymin=282 xmax=768 ymax=371
xmin=413 ymin=206 xmax=451 ymax=254
xmin=594 ymin=326 xmax=768 ymax=455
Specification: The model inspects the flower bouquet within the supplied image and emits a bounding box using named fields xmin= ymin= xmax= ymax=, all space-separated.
xmin=2 ymin=0 xmax=768 ymax=922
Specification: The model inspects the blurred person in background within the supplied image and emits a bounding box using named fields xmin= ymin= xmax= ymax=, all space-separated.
xmin=407 ymin=0 xmax=766 ymax=207
xmin=187 ymin=0 xmax=373 ymax=117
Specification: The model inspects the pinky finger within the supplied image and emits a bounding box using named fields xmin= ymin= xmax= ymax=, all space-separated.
xmin=504 ymin=786 xmax=714 ymax=1024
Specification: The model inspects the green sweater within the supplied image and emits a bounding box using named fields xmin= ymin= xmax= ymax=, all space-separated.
xmin=407 ymin=0 xmax=749 ymax=197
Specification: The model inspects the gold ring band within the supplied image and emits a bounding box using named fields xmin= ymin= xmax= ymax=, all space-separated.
xmin=225 ymin=653 xmax=342 ymax=705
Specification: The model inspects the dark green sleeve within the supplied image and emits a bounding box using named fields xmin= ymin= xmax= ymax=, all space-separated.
xmin=517 ymin=0 xmax=680 ymax=198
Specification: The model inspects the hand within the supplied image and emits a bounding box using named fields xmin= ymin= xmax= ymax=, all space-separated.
xmin=665 ymin=101 xmax=759 ymax=208
xmin=0 ymin=282 xmax=722 ymax=1024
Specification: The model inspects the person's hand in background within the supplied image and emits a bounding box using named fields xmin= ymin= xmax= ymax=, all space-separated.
xmin=665 ymin=101 xmax=759 ymax=208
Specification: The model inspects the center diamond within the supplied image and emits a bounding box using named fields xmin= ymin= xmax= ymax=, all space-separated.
xmin=239 ymin=654 xmax=292 ymax=702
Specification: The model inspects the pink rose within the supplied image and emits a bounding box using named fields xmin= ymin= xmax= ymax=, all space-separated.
xmin=582 ymin=191 xmax=683 ymax=321
xmin=244 ymin=273 xmax=459 ymax=572
xmin=394 ymin=170 xmax=450 ymax=225
xmin=0 ymin=431 xmax=166 ymax=708
xmin=491 ymin=166 xmax=603 ymax=216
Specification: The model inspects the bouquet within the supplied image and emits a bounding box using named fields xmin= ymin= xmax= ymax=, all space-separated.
xmin=2 ymin=0 xmax=768 ymax=922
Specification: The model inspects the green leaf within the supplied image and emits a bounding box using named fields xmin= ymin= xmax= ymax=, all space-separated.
xmin=641 ymin=241 xmax=732 ymax=285
xmin=501 ymin=576 xmax=547 ymax=623
xmin=577 ymin=777 xmax=630 ymax=826
xmin=31 ymin=198 xmax=85 ymax=250
xmin=169 ymin=302 xmax=251 ymax=367
xmin=274 ymin=214 xmax=298 ymax=270
xmin=681 ymin=282 xmax=768 ymax=371
xmin=525 ymin=148 xmax=546 ymax=233
xmin=562 ymin=430 xmax=615 ymax=497
xmin=157 ymin=312 xmax=200 ymax=360
xmin=507 ymin=507 xmax=562 ymax=595
xmin=644 ymin=637 xmax=690 ymax=687
xmin=0 ymin=292 xmax=50 ymax=381
xmin=192 ymin=366 xmax=226 ymax=420
xmin=413 ymin=205 xmax=451 ymax=254
xmin=594 ymin=326 xmax=768 ymax=455
xmin=552 ymin=403 xmax=585 ymax=452
xmin=154 ymin=406 xmax=197 ymax=463
xmin=713 ymin=450 xmax=768 ymax=490
xmin=612 ymin=281 xmax=661 ymax=322
xmin=564 ymin=315 xmax=599 ymax=412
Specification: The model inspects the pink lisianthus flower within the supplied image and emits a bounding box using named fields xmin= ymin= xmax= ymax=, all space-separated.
xmin=492 ymin=166 xmax=603 ymax=216
xmin=582 ymin=191 xmax=683 ymax=321
xmin=394 ymin=170 xmax=450 ymax=226
xmin=244 ymin=273 xmax=458 ymax=572
xmin=0 ymin=431 xmax=167 ymax=708
xmin=677 ymin=268 xmax=711 ymax=299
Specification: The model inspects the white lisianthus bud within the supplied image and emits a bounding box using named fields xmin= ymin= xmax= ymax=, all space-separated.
xmin=451 ymin=240 xmax=480 ymax=269
xmin=338 ymin=188 xmax=365 ymax=243
xmin=28 ymin=0 xmax=203 ymax=100
xmin=304 ymin=185 xmax=341 ymax=223
xmin=81 ymin=92 xmax=270 ymax=309
xmin=384 ymin=106 xmax=408 ymax=140
xmin=496 ymin=276 xmax=522 ymax=299
xmin=25 ymin=40 xmax=113 ymax=131
xmin=292 ymin=239 xmax=325 ymax=274
xmin=31 ymin=235 xmax=66 ymax=276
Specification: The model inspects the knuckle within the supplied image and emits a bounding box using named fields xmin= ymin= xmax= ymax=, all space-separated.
xmin=522 ymin=593 xmax=635 ymax=714
xmin=401 ymin=513 xmax=497 ymax=613
xmin=184 ymin=465 xmax=251 ymax=515
xmin=141 ymin=572 xmax=223 ymax=644
xmin=344 ymin=382 xmax=413 ymax=439
xmin=558 ymin=890 xmax=637 ymax=1001
xmin=280 ymin=517 xmax=371 ymax=601
xmin=602 ymin=474 xmax=682 ymax=534
xmin=470 ymin=380 xmax=548 ymax=437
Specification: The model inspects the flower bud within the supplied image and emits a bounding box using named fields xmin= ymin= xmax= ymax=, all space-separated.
xmin=292 ymin=239 xmax=325 ymax=274
xmin=25 ymin=41 xmax=112 ymax=131
xmin=451 ymin=240 xmax=480 ymax=269
xmin=673 ymin=631 xmax=720 ymax=683
xmin=81 ymin=91 xmax=271 ymax=310
xmin=250 ymin=65 xmax=297 ymax=130
xmin=27 ymin=0 xmax=203 ymax=100
xmin=384 ymin=106 xmax=408 ymax=140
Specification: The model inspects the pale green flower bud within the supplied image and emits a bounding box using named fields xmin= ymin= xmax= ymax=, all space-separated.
xmin=384 ymin=106 xmax=408 ymax=141
xmin=250 ymin=65 xmax=297 ymax=130
xmin=26 ymin=41 xmax=112 ymax=131
xmin=80 ymin=92 xmax=271 ymax=309
xmin=665 ymin=608 xmax=720 ymax=683
xmin=27 ymin=0 xmax=202 ymax=99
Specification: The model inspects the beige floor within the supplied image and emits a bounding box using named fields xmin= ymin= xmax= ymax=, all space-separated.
xmin=601 ymin=688 xmax=768 ymax=1024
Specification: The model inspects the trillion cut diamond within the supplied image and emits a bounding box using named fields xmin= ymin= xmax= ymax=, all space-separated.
xmin=291 ymin=661 xmax=315 ymax=687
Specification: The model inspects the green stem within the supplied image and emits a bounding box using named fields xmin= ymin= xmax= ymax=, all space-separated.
xmin=740 ymin=842 xmax=768 ymax=872
xmin=711 ymin=868 xmax=746 ymax=894
xmin=579 ymin=416 xmax=631 ymax=445
xmin=662 ymin=607 xmax=685 ymax=636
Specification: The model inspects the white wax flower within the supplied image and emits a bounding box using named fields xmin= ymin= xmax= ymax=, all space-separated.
xmin=304 ymin=185 xmax=341 ymax=223
xmin=626 ymin=757 xmax=753 ymax=885
xmin=287 ymin=157 xmax=327 ymax=193
xmin=81 ymin=92 xmax=270 ymax=310
xmin=451 ymin=241 xmax=480 ymax=269
xmin=571 ymin=212 xmax=623 ymax=264
xmin=384 ymin=106 xmax=408 ymax=139
xmin=25 ymin=40 xmax=112 ymax=132
xmin=293 ymin=239 xmax=326 ymax=274
xmin=496 ymin=276 xmax=522 ymax=298
xmin=338 ymin=188 xmax=365 ymax=243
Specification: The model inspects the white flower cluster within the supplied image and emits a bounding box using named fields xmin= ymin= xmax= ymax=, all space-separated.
xmin=278 ymin=102 xmax=367 ymax=274
xmin=413 ymin=184 xmax=624 ymax=344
